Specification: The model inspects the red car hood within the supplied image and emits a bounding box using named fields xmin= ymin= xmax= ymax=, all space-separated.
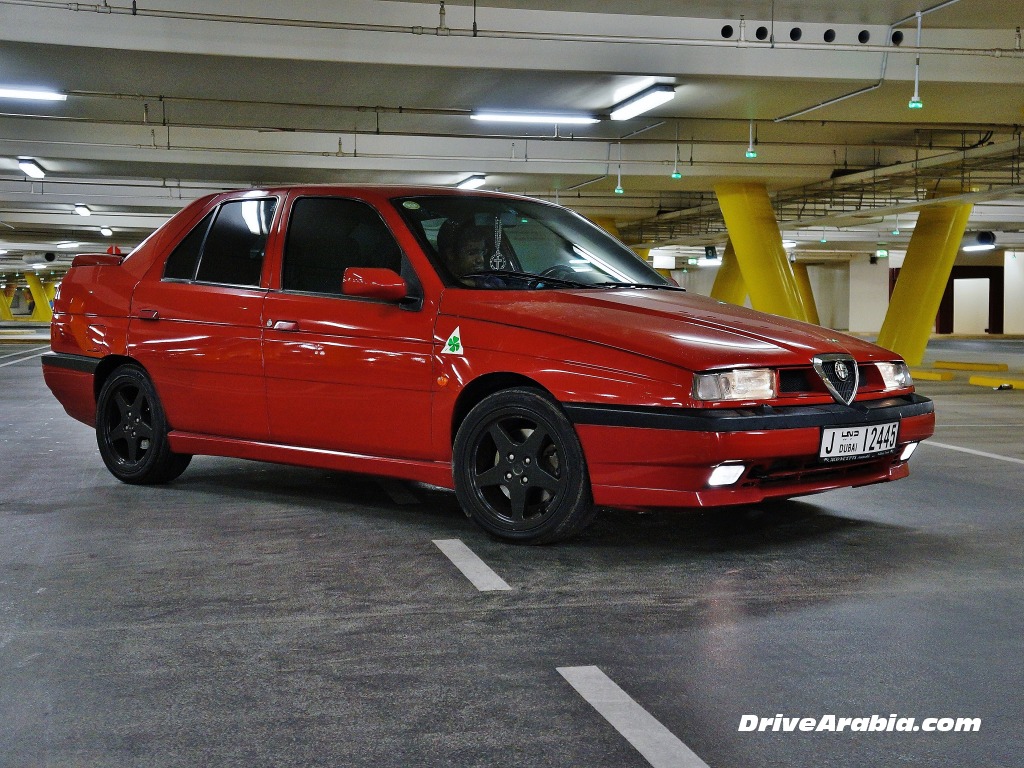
xmin=440 ymin=288 xmax=894 ymax=370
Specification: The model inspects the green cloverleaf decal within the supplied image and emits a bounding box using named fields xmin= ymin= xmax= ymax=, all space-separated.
xmin=442 ymin=326 xmax=464 ymax=355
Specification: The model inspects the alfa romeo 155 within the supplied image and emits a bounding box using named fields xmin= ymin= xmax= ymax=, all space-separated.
xmin=43 ymin=186 xmax=934 ymax=543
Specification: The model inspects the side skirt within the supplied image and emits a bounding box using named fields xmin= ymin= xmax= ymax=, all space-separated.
xmin=167 ymin=431 xmax=454 ymax=489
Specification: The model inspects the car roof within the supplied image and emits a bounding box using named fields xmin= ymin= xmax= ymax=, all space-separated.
xmin=217 ymin=184 xmax=539 ymax=201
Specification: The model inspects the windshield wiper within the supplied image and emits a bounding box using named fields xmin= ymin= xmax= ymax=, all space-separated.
xmin=459 ymin=270 xmax=591 ymax=289
xmin=593 ymin=281 xmax=686 ymax=291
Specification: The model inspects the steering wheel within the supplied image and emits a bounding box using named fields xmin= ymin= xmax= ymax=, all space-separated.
xmin=538 ymin=264 xmax=579 ymax=281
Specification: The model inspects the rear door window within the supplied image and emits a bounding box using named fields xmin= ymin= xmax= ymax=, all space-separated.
xmin=190 ymin=198 xmax=277 ymax=286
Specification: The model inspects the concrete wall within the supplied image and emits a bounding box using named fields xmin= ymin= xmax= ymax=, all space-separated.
xmin=807 ymin=263 xmax=850 ymax=331
xmin=847 ymin=255 xmax=890 ymax=334
xmin=1006 ymin=251 xmax=1024 ymax=333
xmin=953 ymin=278 xmax=991 ymax=334
xmin=670 ymin=266 xmax=718 ymax=297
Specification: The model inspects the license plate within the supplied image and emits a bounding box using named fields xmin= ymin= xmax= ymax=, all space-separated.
xmin=819 ymin=422 xmax=899 ymax=463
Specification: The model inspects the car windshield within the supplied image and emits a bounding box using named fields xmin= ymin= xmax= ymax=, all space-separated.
xmin=394 ymin=194 xmax=673 ymax=290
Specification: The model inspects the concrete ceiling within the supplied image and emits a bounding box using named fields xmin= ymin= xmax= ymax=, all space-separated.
xmin=1 ymin=0 xmax=1023 ymax=276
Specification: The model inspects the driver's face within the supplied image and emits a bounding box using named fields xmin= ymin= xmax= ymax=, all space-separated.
xmin=455 ymin=237 xmax=488 ymax=274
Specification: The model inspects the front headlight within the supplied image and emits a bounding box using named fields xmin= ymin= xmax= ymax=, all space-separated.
xmin=693 ymin=368 xmax=776 ymax=401
xmin=877 ymin=361 xmax=913 ymax=390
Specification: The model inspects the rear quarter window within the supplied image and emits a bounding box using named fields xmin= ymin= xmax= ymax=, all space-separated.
xmin=163 ymin=210 xmax=214 ymax=280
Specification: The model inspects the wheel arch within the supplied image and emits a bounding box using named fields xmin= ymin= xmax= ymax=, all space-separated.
xmin=450 ymin=372 xmax=556 ymax=446
xmin=93 ymin=354 xmax=146 ymax=403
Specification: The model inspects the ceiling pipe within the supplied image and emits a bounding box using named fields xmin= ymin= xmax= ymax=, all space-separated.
xmin=0 ymin=0 xmax=1016 ymax=59
xmin=0 ymin=108 xmax=1013 ymax=153
xmin=52 ymin=91 xmax=1021 ymax=133
xmin=775 ymin=0 xmax=964 ymax=122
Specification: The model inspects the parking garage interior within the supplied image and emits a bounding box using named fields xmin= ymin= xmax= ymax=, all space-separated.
xmin=2 ymin=2 xmax=1024 ymax=766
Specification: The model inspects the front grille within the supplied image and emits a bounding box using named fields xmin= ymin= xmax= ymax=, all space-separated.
xmin=778 ymin=365 xmax=874 ymax=395
xmin=778 ymin=368 xmax=814 ymax=393
xmin=812 ymin=354 xmax=859 ymax=405
xmin=747 ymin=455 xmax=890 ymax=488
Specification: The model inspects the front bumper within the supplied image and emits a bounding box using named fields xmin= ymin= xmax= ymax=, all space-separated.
xmin=565 ymin=394 xmax=935 ymax=509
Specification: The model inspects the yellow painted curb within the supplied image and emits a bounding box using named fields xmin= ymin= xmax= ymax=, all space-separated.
xmin=968 ymin=375 xmax=1024 ymax=389
xmin=910 ymin=369 xmax=955 ymax=381
xmin=934 ymin=360 xmax=1009 ymax=372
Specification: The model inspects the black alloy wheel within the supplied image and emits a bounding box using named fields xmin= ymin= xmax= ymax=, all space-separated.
xmin=95 ymin=364 xmax=191 ymax=484
xmin=453 ymin=388 xmax=595 ymax=544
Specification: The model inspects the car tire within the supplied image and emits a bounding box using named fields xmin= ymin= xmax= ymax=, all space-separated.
xmin=95 ymin=364 xmax=192 ymax=484
xmin=453 ymin=387 xmax=595 ymax=544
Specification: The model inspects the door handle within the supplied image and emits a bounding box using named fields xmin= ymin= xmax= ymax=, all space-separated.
xmin=272 ymin=320 xmax=300 ymax=331
xmin=139 ymin=309 xmax=159 ymax=320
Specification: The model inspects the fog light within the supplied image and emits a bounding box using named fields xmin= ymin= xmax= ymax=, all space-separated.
xmin=900 ymin=443 xmax=918 ymax=461
xmin=709 ymin=464 xmax=746 ymax=487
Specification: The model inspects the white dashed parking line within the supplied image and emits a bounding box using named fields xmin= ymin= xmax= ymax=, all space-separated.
xmin=558 ymin=665 xmax=710 ymax=768
xmin=0 ymin=350 xmax=47 ymax=369
xmin=0 ymin=345 xmax=48 ymax=360
xmin=432 ymin=538 xmax=512 ymax=592
xmin=924 ymin=441 xmax=1024 ymax=466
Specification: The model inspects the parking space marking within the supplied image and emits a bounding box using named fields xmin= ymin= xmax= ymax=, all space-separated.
xmin=925 ymin=441 xmax=1024 ymax=466
xmin=558 ymin=666 xmax=710 ymax=768
xmin=0 ymin=345 xmax=48 ymax=360
xmin=0 ymin=350 xmax=46 ymax=369
xmin=935 ymin=424 xmax=1024 ymax=428
xmin=432 ymin=538 xmax=512 ymax=592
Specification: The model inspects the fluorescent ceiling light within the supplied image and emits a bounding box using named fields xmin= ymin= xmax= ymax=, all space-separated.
xmin=457 ymin=174 xmax=487 ymax=190
xmin=100 ymin=227 xmax=113 ymax=237
xmin=782 ymin=240 xmax=797 ymax=249
xmin=0 ymin=87 xmax=67 ymax=101
xmin=613 ymin=77 xmax=659 ymax=105
xmin=56 ymin=241 xmax=81 ymax=249
xmin=962 ymin=231 xmax=996 ymax=252
xmin=609 ymin=84 xmax=675 ymax=121
xmin=471 ymin=112 xmax=599 ymax=125
xmin=74 ymin=204 xmax=92 ymax=216
xmin=17 ymin=158 xmax=46 ymax=178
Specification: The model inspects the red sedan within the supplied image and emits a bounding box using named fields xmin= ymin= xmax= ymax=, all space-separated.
xmin=43 ymin=186 xmax=934 ymax=543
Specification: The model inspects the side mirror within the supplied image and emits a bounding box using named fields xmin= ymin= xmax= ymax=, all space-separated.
xmin=342 ymin=267 xmax=408 ymax=302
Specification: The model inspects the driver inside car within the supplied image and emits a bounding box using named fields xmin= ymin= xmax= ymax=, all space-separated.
xmin=450 ymin=224 xmax=491 ymax=276
xmin=437 ymin=219 xmax=510 ymax=287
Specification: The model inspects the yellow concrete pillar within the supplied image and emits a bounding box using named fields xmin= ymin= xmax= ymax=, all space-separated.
xmin=590 ymin=216 xmax=620 ymax=237
xmin=876 ymin=202 xmax=973 ymax=365
xmin=44 ymin=280 xmax=57 ymax=304
xmin=715 ymin=182 xmax=808 ymax=321
xmin=791 ymin=262 xmax=820 ymax=325
xmin=24 ymin=272 xmax=53 ymax=322
xmin=709 ymin=240 xmax=748 ymax=306
xmin=0 ymin=285 xmax=13 ymax=321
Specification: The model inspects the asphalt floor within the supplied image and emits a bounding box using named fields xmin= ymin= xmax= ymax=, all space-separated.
xmin=1 ymin=340 xmax=1021 ymax=767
